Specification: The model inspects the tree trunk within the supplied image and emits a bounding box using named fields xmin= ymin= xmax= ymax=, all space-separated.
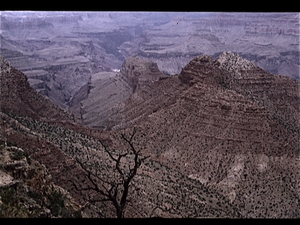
xmin=117 ymin=207 xmax=125 ymax=218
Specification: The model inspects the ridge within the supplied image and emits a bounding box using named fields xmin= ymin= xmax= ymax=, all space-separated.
xmin=214 ymin=51 xmax=256 ymax=78
xmin=177 ymin=52 xmax=299 ymax=133
xmin=1 ymin=51 xmax=299 ymax=218
xmin=0 ymin=54 xmax=77 ymax=123
xmin=68 ymin=54 xmax=167 ymax=128
xmin=105 ymin=53 xmax=300 ymax=217
xmin=0 ymin=53 xmax=245 ymax=218
xmin=120 ymin=54 xmax=167 ymax=93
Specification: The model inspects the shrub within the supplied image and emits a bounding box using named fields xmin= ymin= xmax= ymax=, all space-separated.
xmin=47 ymin=190 xmax=82 ymax=218
xmin=24 ymin=152 xmax=31 ymax=165
xmin=28 ymin=190 xmax=43 ymax=205
xmin=10 ymin=149 xmax=24 ymax=161
xmin=47 ymin=190 xmax=65 ymax=217
xmin=0 ymin=186 xmax=26 ymax=218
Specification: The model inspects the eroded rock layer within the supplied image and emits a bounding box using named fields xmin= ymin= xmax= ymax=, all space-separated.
xmin=68 ymin=55 xmax=167 ymax=127
xmin=0 ymin=54 xmax=76 ymax=122
xmin=1 ymin=52 xmax=299 ymax=218
xmin=0 ymin=53 xmax=243 ymax=218
xmin=107 ymin=53 xmax=300 ymax=217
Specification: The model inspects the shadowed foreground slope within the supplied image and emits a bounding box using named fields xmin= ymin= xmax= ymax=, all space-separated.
xmin=1 ymin=54 xmax=243 ymax=217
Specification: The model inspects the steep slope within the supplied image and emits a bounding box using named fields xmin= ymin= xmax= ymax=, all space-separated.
xmin=0 ymin=54 xmax=91 ymax=216
xmin=0 ymin=54 xmax=76 ymax=122
xmin=70 ymin=71 xmax=132 ymax=128
xmin=119 ymin=55 xmax=168 ymax=92
xmin=0 ymin=12 xmax=175 ymax=108
xmin=214 ymin=51 xmax=299 ymax=133
xmin=2 ymin=12 xmax=298 ymax=113
xmin=2 ymin=111 xmax=242 ymax=218
xmin=69 ymin=55 xmax=167 ymax=128
xmin=2 ymin=51 xmax=299 ymax=217
xmin=0 ymin=143 xmax=82 ymax=218
xmin=106 ymin=53 xmax=300 ymax=217
xmin=0 ymin=54 xmax=242 ymax=218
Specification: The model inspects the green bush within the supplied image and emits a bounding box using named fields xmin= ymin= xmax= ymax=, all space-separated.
xmin=0 ymin=186 xmax=18 ymax=205
xmin=0 ymin=186 xmax=25 ymax=218
xmin=47 ymin=190 xmax=65 ymax=217
xmin=46 ymin=190 xmax=82 ymax=218
xmin=28 ymin=190 xmax=43 ymax=205
xmin=10 ymin=149 xmax=24 ymax=161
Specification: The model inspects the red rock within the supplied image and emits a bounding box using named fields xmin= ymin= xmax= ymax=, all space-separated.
xmin=106 ymin=53 xmax=300 ymax=217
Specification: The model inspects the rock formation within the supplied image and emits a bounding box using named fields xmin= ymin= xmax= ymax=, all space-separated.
xmin=68 ymin=55 xmax=167 ymax=127
xmin=119 ymin=55 xmax=167 ymax=93
xmin=0 ymin=54 xmax=243 ymax=218
xmin=106 ymin=52 xmax=300 ymax=217
xmin=0 ymin=143 xmax=82 ymax=217
xmin=128 ymin=13 xmax=299 ymax=79
xmin=1 ymin=12 xmax=298 ymax=113
xmin=1 ymin=51 xmax=299 ymax=217
xmin=214 ymin=52 xmax=300 ymax=133
xmin=0 ymin=54 xmax=76 ymax=122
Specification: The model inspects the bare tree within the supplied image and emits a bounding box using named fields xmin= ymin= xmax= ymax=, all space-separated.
xmin=69 ymin=127 xmax=149 ymax=218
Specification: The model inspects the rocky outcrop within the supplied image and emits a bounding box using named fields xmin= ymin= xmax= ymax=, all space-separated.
xmin=1 ymin=51 xmax=300 ymax=218
xmin=0 ymin=54 xmax=76 ymax=122
xmin=127 ymin=13 xmax=299 ymax=79
xmin=214 ymin=51 xmax=256 ymax=78
xmin=106 ymin=53 xmax=300 ymax=218
xmin=214 ymin=52 xmax=300 ymax=133
xmin=136 ymin=51 xmax=202 ymax=75
xmin=68 ymin=55 xmax=167 ymax=128
xmin=0 ymin=54 xmax=243 ymax=218
xmin=178 ymin=51 xmax=299 ymax=133
xmin=120 ymin=55 xmax=167 ymax=92
xmin=2 ymin=12 xmax=298 ymax=113
xmin=0 ymin=144 xmax=82 ymax=218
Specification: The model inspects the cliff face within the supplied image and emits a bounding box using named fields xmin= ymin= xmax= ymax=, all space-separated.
xmin=0 ymin=54 xmax=76 ymax=122
xmin=0 ymin=54 xmax=243 ymax=218
xmin=0 ymin=55 xmax=91 ymax=217
xmin=119 ymin=55 xmax=167 ymax=93
xmin=2 ymin=12 xmax=298 ymax=113
xmin=127 ymin=13 xmax=299 ymax=79
xmin=1 ymin=52 xmax=299 ymax=218
xmin=107 ymin=52 xmax=300 ymax=217
xmin=68 ymin=55 xmax=166 ymax=128
xmin=214 ymin=52 xmax=299 ymax=132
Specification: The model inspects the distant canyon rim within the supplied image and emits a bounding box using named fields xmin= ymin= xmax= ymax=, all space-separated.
xmin=0 ymin=12 xmax=299 ymax=117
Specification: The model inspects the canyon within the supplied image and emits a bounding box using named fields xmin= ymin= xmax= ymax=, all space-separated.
xmin=1 ymin=12 xmax=299 ymax=111
xmin=0 ymin=54 xmax=243 ymax=217
xmin=1 ymin=12 xmax=300 ymax=218
xmin=106 ymin=52 xmax=300 ymax=217
xmin=68 ymin=55 xmax=167 ymax=127
xmin=1 ymin=50 xmax=300 ymax=217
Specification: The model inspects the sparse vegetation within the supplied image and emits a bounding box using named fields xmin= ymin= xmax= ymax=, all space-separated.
xmin=0 ymin=186 xmax=26 ymax=218
xmin=69 ymin=128 xmax=149 ymax=218
xmin=1 ymin=35 xmax=299 ymax=218
xmin=0 ymin=138 xmax=83 ymax=218
xmin=47 ymin=190 xmax=68 ymax=217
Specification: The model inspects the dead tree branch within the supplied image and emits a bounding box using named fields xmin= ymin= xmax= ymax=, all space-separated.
xmin=69 ymin=127 xmax=148 ymax=218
